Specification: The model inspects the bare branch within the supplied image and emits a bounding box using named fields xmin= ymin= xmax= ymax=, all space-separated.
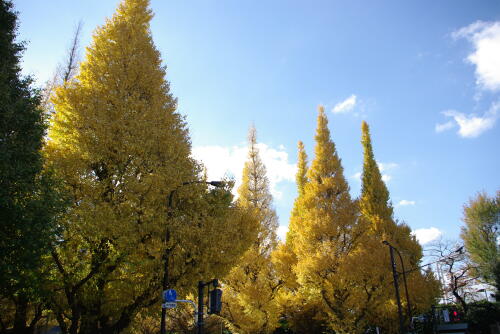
xmin=61 ymin=20 xmax=83 ymax=83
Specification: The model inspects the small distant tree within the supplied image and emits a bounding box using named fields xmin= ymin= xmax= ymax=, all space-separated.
xmin=426 ymin=240 xmax=477 ymax=313
xmin=460 ymin=191 xmax=500 ymax=285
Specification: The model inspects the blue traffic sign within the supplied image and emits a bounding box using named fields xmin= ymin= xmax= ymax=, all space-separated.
xmin=163 ymin=289 xmax=177 ymax=302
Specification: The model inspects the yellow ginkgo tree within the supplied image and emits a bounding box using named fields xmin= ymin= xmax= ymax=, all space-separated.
xmin=45 ymin=1 xmax=255 ymax=333
xmin=222 ymin=126 xmax=281 ymax=334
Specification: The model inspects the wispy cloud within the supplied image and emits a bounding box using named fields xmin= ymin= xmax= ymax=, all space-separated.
xmin=436 ymin=103 xmax=499 ymax=138
xmin=377 ymin=162 xmax=399 ymax=171
xmin=397 ymin=200 xmax=416 ymax=206
xmin=453 ymin=21 xmax=500 ymax=92
xmin=435 ymin=120 xmax=455 ymax=133
xmin=192 ymin=143 xmax=296 ymax=199
xmin=412 ymin=227 xmax=443 ymax=245
xmin=332 ymin=94 xmax=357 ymax=114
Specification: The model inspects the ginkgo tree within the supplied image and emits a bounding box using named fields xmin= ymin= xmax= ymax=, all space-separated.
xmin=357 ymin=121 xmax=440 ymax=332
xmin=44 ymin=1 xmax=255 ymax=333
xmin=222 ymin=126 xmax=281 ymax=334
xmin=291 ymin=107 xmax=364 ymax=334
xmin=272 ymin=140 xmax=330 ymax=334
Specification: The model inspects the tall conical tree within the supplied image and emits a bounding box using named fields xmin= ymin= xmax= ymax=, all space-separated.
xmin=0 ymin=0 xmax=66 ymax=331
xmin=296 ymin=141 xmax=308 ymax=198
xmin=272 ymin=140 xmax=331 ymax=334
xmin=222 ymin=126 xmax=281 ymax=334
xmin=360 ymin=121 xmax=393 ymax=235
xmin=272 ymin=141 xmax=307 ymax=295
xmin=292 ymin=106 xmax=362 ymax=333
xmin=284 ymin=140 xmax=308 ymax=248
xmin=237 ymin=126 xmax=278 ymax=251
xmin=45 ymin=1 xmax=255 ymax=333
xmin=358 ymin=121 xmax=439 ymax=332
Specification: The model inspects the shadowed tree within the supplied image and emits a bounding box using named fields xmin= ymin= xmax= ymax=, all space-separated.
xmin=0 ymin=0 xmax=66 ymax=332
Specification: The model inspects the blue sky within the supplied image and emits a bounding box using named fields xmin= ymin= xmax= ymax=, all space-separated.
xmin=15 ymin=0 xmax=500 ymax=245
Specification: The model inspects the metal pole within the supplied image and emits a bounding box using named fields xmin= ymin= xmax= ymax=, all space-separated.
xmin=394 ymin=247 xmax=412 ymax=322
xmin=198 ymin=281 xmax=204 ymax=334
xmin=160 ymin=190 xmax=176 ymax=334
xmin=387 ymin=244 xmax=405 ymax=334
xmin=160 ymin=250 xmax=168 ymax=334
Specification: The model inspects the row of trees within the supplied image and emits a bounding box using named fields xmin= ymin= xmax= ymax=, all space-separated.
xmin=0 ymin=0 xmax=443 ymax=333
xmin=221 ymin=109 xmax=440 ymax=334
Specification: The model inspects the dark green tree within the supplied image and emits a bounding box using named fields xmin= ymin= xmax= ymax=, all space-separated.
xmin=0 ymin=1 xmax=65 ymax=332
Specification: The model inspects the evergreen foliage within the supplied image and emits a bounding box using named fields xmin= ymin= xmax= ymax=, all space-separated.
xmin=0 ymin=0 xmax=66 ymax=331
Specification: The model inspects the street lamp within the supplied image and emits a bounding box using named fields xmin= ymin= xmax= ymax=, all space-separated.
xmin=383 ymin=240 xmax=412 ymax=334
xmin=160 ymin=180 xmax=225 ymax=334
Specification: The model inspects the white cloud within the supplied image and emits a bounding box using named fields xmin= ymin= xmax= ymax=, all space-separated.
xmin=412 ymin=227 xmax=443 ymax=245
xmin=378 ymin=162 xmax=398 ymax=183
xmin=381 ymin=174 xmax=391 ymax=182
xmin=192 ymin=143 xmax=296 ymax=199
xmin=397 ymin=200 xmax=416 ymax=206
xmin=435 ymin=120 xmax=455 ymax=133
xmin=453 ymin=21 xmax=500 ymax=92
xmin=332 ymin=94 xmax=357 ymax=114
xmin=438 ymin=104 xmax=499 ymax=138
xmin=277 ymin=224 xmax=289 ymax=241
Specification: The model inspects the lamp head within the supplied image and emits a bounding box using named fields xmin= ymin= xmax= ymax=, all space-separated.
xmin=208 ymin=181 xmax=225 ymax=188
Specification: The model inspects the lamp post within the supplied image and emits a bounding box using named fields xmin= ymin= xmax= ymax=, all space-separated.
xmin=160 ymin=180 xmax=224 ymax=334
xmin=383 ymin=241 xmax=413 ymax=331
xmin=383 ymin=240 xmax=405 ymax=334
xmin=387 ymin=242 xmax=412 ymax=321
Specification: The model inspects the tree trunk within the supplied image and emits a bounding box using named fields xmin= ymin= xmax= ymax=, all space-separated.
xmin=13 ymin=296 xmax=30 ymax=334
